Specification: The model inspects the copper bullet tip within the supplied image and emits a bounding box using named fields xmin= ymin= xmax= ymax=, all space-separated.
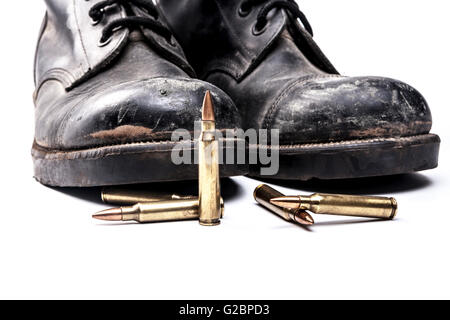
xmin=295 ymin=211 xmax=315 ymax=225
xmin=202 ymin=90 xmax=215 ymax=121
xmin=92 ymin=208 xmax=123 ymax=221
xmin=270 ymin=197 xmax=301 ymax=210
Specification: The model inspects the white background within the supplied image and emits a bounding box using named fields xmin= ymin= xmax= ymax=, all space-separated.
xmin=0 ymin=0 xmax=449 ymax=299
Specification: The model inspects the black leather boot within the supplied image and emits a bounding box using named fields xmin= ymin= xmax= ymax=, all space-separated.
xmin=158 ymin=0 xmax=440 ymax=180
xmin=33 ymin=0 xmax=246 ymax=187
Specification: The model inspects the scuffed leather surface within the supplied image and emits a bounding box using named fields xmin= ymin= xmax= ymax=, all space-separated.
xmin=34 ymin=0 xmax=241 ymax=150
xmin=266 ymin=76 xmax=432 ymax=144
xmin=35 ymin=40 xmax=240 ymax=150
xmin=159 ymin=0 xmax=433 ymax=144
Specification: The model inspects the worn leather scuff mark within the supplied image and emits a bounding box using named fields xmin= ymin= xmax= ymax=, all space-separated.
xmin=90 ymin=125 xmax=155 ymax=141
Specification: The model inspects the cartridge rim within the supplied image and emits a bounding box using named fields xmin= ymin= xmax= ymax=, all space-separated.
xmin=253 ymin=184 xmax=267 ymax=201
xmin=200 ymin=220 xmax=221 ymax=226
xmin=390 ymin=198 xmax=398 ymax=219
xmin=101 ymin=188 xmax=106 ymax=203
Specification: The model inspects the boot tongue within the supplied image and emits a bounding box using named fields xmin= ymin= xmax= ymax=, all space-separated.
xmin=130 ymin=5 xmax=195 ymax=77
xmin=283 ymin=13 xmax=339 ymax=75
xmin=127 ymin=30 xmax=146 ymax=43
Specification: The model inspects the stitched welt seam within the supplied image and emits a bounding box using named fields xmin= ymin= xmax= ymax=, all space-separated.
xmin=32 ymin=137 xmax=243 ymax=155
xmin=255 ymin=135 xmax=430 ymax=150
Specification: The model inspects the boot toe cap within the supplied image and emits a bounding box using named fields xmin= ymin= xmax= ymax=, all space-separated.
xmin=267 ymin=76 xmax=432 ymax=144
xmin=56 ymin=78 xmax=240 ymax=149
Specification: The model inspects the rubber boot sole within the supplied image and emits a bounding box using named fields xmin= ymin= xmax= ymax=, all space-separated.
xmin=249 ymin=134 xmax=440 ymax=180
xmin=32 ymin=138 xmax=248 ymax=187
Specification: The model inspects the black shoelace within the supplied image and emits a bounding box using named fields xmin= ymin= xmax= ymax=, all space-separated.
xmin=89 ymin=0 xmax=173 ymax=45
xmin=240 ymin=0 xmax=313 ymax=36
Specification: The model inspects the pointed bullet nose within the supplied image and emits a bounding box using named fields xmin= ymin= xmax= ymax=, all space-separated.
xmin=296 ymin=211 xmax=315 ymax=225
xmin=202 ymin=90 xmax=215 ymax=121
xmin=92 ymin=208 xmax=123 ymax=221
xmin=270 ymin=197 xmax=301 ymax=210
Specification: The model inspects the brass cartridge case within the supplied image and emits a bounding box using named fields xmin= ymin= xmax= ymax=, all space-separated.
xmin=101 ymin=187 xmax=194 ymax=205
xmin=122 ymin=199 xmax=199 ymax=223
xmin=254 ymin=184 xmax=314 ymax=225
xmin=299 ymin=194 xmax=398 ymax=219
xmin=198 ymin=92 xmax=222 ymax=226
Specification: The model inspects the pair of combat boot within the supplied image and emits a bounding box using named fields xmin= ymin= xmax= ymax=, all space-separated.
xmin=33 ymin=0 xmax=440 ymax=187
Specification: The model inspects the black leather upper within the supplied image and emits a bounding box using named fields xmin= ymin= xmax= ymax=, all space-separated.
xmin=158 ymin=0 xmax=433 ymax=144
xmin=34 ymin=0 xmax=241 ymax=150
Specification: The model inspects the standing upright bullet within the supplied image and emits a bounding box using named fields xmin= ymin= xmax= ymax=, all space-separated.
xmin=198 ymin=91 xmax=222 ymax=226
xmin=254 ymin=184 xmax=314 ymax=226
xmin=270 ymin=194 xmax=398 ymax=220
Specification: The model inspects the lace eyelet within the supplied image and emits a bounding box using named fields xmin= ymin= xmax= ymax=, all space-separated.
xmin=91 ymin=17 xmax=103 ymax=26
xmin=98 ymin=35 xmax=112 ymax=47
xmin=238 ymin=5 xmax=252 ymax=17
xmin=168 ymin=37 xmax=177 ymax=47
xmin=90 ymin=10 xmax=105 ymax=26
xmin=252 ymin=21 xmax=268 ymax=36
